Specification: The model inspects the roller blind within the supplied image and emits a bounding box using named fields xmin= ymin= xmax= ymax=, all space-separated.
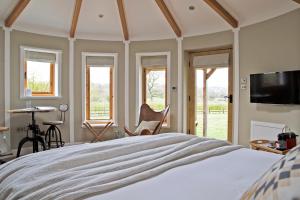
xmin=86 ymin=56 xmax=114 ymax=66
xmin=193 ymin=53 xmax=229 ymax=68
xmin=25 ymin=50 xmax=56 ymax=64
xmin=141 ymin=55 xmax=167 ymax=67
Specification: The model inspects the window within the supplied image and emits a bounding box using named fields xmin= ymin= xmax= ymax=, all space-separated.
xmin=143 ymin=67 xmax=167 ymax=111
xmin=25 ymin=61 xmax=55 ymax=96
xmin=20 ymin=47 xmax=61 ymax=98
xmin=136 ymin=53 xmax=170 ymax=127
xmin=83 ymin=53 xmax=117 ymax=124
xmin=86 ymin=66 xmax=113 ymax=121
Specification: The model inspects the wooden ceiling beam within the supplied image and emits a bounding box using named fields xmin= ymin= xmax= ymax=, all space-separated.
xmin=117 ymin=0 xmax=129 ymax=41
xmin=203 ymin=0 xmax=238 ymax=28
xmin=293 ymin=0 xmax=300 ymax=4
xmin=5 ymin=0 xmax=31 ymax=27
xmin=70 ymin=0 xmax=83 ymax=38
xmin=155 ymin=0 xmax=182 ymax=37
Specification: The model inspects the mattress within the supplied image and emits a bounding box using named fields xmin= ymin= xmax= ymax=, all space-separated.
xmin=0 ymin=133 xmax=281 ymax=200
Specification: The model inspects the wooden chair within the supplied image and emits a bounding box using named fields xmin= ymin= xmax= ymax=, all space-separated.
xmin=83 ymin=121 xmax=113 ymax=142
xmin=124 ymin=104 xmax=170 ymax=136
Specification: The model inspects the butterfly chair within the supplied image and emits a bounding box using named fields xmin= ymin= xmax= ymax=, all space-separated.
xmin=83 ymin=121 xmax=114 ymax=142
xmin=124 ymin=104 xmax=170 ymax=136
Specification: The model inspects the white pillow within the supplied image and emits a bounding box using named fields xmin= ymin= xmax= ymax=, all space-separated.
xmin=133 ymin=121 xmax=160 ymax=136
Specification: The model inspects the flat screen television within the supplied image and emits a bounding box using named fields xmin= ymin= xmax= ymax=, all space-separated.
xmin=250 ymin=70 xmax=300 ymax=104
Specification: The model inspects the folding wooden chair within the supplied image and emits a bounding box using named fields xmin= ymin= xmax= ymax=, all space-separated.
xmin=83 ymin=121 xmax=113 ymax=142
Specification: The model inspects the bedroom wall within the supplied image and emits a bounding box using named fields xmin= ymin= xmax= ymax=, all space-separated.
xmin=129 ymin=39 xmax=178 ymax=132
xmin=239 ymin=9 xmax=300 ymax=146
xmin=10 ymin=30 xmax=70 ymax=149
xmin=0 ymin=27 xmax=4 ymax=126
xmin=183 ymin=30 xmax=233 ymax=51
xmin=74 ymin=39 xmax=125 ymax=142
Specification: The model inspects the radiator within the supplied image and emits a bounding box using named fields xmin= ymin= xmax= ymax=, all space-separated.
xmin=250 ymin=121 xmax=286 ymax=141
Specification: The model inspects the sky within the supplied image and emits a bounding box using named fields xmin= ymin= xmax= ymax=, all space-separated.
xmin=196 ymin=67 xmax=228 ymax=88
xmin=27 ymin=61 xmax=51 ymax=82
xmin=90 ymin=67 xmax=110 ymax=85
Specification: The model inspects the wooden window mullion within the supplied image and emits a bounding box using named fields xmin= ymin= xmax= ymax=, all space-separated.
xmin=109 ymin=67 xmax=113 ymax=120
xmin=165 ymin=67 xmax=167 ymax=108
xmin=24 ymin=61 xmax=28 ymax=89
xmin=86 ymin=66 xmax=91 ymax=120
xmin=50 ymin=63 xmax=55 ymax=95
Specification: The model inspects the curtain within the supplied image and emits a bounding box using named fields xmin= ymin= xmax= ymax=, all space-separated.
xmin=193 ymin=53 xmax=229 ymax=68
xmin=141 ymin=55 xmax=167 ymax=67
xmin=86 ymin=56 xmax=114 ymax=66
xmin=25 ymin=50 xmax=56 ymax=64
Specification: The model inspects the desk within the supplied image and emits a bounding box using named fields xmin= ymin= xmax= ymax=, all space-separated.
xmin=8 ymin=106 xmax=56 ymax=157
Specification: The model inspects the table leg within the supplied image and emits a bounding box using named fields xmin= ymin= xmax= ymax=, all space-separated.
xmin=36 ymin=136 xmax=46 ymax=151
xmin=17 ymin=137 xmax=31 ymax=157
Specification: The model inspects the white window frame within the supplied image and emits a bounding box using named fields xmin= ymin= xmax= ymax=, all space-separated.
xmin=82 ymin=52 xmax=118 ymax=127
xmin=136 ymin=52 xmax=171 ymax=128
xmin=20 ymin=46 xmax=62 ymax=99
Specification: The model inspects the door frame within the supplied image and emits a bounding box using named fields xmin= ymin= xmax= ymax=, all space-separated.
xmin=187 ymin=46 xmax=233 ymax=142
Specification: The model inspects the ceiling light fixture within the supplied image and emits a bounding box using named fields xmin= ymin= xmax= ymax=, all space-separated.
xmin=188 ymin=5 xmax=195 ymax=11
xmin=98 ymin=14 xmax=104 ymax=18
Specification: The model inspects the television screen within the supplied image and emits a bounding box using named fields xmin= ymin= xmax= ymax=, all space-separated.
xmin=250 ymin=70 xmax=300 ymax=104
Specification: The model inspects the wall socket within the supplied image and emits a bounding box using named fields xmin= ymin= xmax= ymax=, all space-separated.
xmin=241 ymin=84 xmax=247 ymax=90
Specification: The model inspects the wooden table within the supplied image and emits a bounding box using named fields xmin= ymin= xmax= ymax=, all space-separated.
xmin=0 ymin=127 xmax=9 ymax=132
xmin=250 ymin=140 xmax=289 ymax=155
xmin=8 ymin=106 xmax=57 ymax=157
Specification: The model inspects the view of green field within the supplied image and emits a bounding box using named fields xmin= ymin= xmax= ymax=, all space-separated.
xmin=195 ymin=68 xmax=228 ymax=141
xmin=89 ymin=67 xmax=111 ymax=120
xmin=196 ymin=105 xmax=228 ymax=140
xmin=26 ymin=61 xmax=52 ymax=93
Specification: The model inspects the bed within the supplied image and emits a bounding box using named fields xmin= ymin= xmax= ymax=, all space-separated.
xmin=0 ymin=133 xmax=284 ymax=200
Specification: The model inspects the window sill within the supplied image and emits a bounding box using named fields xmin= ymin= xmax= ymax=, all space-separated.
xmin=20 ymin=96 xmax=62 ymax=100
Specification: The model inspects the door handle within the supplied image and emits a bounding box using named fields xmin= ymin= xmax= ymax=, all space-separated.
xmin=224 ymin=95 xmax=233 ymax=103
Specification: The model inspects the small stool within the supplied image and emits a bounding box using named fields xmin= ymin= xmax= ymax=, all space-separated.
xmin=43 ymin=121 xmax=64 ymax=149
xmin=43 ymin=104 xmax=68 ymax=149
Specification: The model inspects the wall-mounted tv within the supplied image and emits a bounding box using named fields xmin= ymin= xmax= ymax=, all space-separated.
xmin=250 ymin=70 xmax=300 ymax=105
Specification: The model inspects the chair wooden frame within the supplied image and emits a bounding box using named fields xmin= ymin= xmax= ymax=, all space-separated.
xmin=83 ymin=121 xmax=114 ymax=142
xmin=124 ymin=104 xmax=170 ymax=136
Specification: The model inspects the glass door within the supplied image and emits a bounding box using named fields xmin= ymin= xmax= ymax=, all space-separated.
xmin=195 ymin=68 xmax=229 ymax=140
xmin=188 ymin=49 xmax=233 ymax=142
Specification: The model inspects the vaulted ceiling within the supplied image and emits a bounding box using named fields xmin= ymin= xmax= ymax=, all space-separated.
xmin=0 ymin=0 xmax=299 ymax=41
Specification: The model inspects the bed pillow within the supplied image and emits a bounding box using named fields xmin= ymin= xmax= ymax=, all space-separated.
xmin=242 ymin=144 xmax=300 ymax=200
xmin=133 ymin=121 xmax=160 ymax=136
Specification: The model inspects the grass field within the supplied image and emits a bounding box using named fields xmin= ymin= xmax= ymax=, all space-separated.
xmin=196 ymin=112 xmax=228 ymax=140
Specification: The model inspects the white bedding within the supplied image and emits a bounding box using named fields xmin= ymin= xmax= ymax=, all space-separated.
xmin=0 ymin=133 xmax=281 ymax=200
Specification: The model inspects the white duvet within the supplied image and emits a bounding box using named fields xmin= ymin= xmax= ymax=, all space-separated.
xmin=0 ymin=133 xmax=281 ymax=200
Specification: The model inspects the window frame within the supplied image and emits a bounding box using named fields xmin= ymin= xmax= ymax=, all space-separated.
xmin=20 ymin=46 xmax=62 ymax=99
xmin=142 ymin=67 xmax=167 ymax=110
xmin=136 ymin=52 xmax=171 ymax=128
xmin=82 ymin=52 xmax=118 ymax=126
xmin=24 ymin=61 xmax=55 ymax=96
xmin=85 ymin=65 xmax=113 ymax=122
